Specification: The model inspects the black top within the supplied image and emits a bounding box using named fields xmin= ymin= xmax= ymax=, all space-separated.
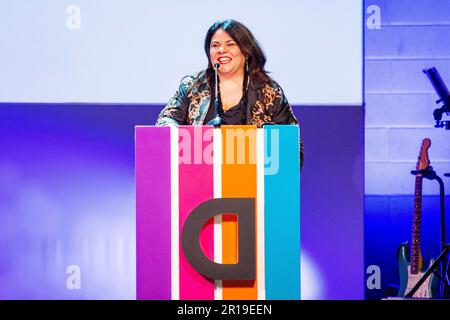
xmin=204 ymin=94 xmax=247 ymax=125
xmin=204 ymin=74 xmax=249 ymax=125
xmin=221 ymin=103 xmax=245 ymax=125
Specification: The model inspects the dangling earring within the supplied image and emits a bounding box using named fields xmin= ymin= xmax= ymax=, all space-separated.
xmin=245 ymin=60 xmax=249 ymax=72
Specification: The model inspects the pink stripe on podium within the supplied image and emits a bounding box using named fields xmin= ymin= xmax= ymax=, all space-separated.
xmin=136 ymin=126 xmax=172 ymax=299
xmin=178 ymin=126 xmax=215 ymax=300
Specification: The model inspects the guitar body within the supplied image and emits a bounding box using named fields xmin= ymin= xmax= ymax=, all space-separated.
xmin=397 ymin=242 xmax=440 ymax=298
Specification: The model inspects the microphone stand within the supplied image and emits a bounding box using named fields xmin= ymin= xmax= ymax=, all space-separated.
xmin=206 ymin=63 xmax=222 ymax=127
xmin=405 ymin=166 xmax=450 ymax=298
xmin=432 ymin=104 xmax=450 ymax=129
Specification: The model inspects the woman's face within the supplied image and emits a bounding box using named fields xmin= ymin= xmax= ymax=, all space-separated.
xmin=209 ymin=29 xmax=246 ymax=77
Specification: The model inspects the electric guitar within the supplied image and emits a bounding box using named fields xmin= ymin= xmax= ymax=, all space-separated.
xmin=397 ymin=138 xmax=440 ymax=298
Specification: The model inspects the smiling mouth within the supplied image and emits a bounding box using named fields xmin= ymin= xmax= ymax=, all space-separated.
xmin=218 ymin=57 xmax=231 ymax=64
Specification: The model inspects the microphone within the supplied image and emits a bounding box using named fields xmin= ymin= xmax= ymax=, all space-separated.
xmin=423 ymin=67 xmax=450 ymax=124
xmin=206 ymin=62 xmax=222 ymax=126
xmin=423 ymin=67 xmax=450 ymax=105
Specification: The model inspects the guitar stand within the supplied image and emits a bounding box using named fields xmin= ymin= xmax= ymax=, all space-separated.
xmin=406 ymin=167 xmax=450 ymax=298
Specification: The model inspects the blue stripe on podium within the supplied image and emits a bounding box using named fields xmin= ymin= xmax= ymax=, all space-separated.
xmin=264 ymin=125 xmax=301 ymax=300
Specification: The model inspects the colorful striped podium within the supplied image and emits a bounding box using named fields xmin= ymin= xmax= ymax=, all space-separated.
xmin=136 ymin=125 xmax=300 ymax=300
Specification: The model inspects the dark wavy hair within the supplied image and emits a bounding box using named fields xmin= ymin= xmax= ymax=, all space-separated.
xmin=204 ymin=19 xmax=270 ymax=84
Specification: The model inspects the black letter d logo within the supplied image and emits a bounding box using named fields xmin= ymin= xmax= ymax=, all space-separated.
xmin=181 ymin=198 xmax=255 ymax=280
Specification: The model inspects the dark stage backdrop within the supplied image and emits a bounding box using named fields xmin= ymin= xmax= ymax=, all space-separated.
xmin=0 ymin=104 xmax=364 ymax=299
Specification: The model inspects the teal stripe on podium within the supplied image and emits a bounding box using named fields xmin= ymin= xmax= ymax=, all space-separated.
xmin=264 ymin=125 xmax=300 ymax=299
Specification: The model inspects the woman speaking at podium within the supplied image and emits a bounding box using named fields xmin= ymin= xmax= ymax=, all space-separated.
xmin=156 ymin=19 xmax=303 ymax=167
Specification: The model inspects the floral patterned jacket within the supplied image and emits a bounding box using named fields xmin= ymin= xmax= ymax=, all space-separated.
xmin=156 ymin=70 xmax=303 ymax=167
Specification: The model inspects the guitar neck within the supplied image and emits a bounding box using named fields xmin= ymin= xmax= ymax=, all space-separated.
xmin=411 ymin=174 xmax=423 ymax=274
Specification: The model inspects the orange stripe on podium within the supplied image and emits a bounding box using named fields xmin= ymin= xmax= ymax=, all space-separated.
xmin=221 ymin=126 xmax=257 ymax=300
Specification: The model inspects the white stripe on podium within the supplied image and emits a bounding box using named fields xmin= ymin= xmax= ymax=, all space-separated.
xmin=213 ymin=128 xmax=223 ymax=300
xmin=170 ymin=126 xmax=180 ymax=300
xmin=257 ymin=128 xmax=266 ymax=300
